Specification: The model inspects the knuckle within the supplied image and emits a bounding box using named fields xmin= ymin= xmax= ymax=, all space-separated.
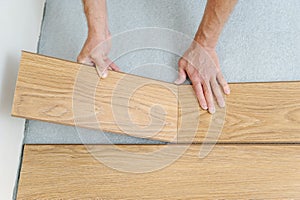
xmin=77 ymin=55 xmax=84 ymax=63
xmin=90 ymin=53 xmax=97 ymax=60
xmin=200 ymin=73 xmax=211 ymax=82
xmin=203 ymin=86 xmax=211 ymax=95
xmin=202 ymin=78 xmax=210 ymax=88
xmin=178 ymin=58 xmax=187 ymax=68
xmin=191 ymin=76 xmax=201 ymax=85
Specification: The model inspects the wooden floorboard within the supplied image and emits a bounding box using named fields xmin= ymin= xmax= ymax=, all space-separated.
xmin=12 ymin=52 xmax=300 ymax=143
xmin=17 ymin=144 xmax=300 ymax=199
xmin=12 ymin=52 xmax=178 ymax=142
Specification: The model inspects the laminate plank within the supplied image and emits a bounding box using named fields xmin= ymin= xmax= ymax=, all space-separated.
xmin=12 ymin=52 xmax=178 ymax=142
xmin=17 ymin=144 xmax=300 ymax=199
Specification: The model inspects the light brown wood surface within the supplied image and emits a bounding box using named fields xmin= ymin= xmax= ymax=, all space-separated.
xmin=17 ymin=144 xmax=300 ymax=199
xmin=12 ymin=52 xmax=178 ymax=142
xmin=178 ymin=83 xmax=300 ymax=143
xmin=12 ymin=52 xmax=300 ymax=143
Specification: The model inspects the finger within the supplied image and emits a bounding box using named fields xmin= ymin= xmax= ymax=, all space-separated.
xmin=93 ymin=57 xmax=109 ymax=78
xmin=185 ymin=66 xmax=209 ymax=111
xmin=193 ymin=82 xmax=208 ymax=110
xmin=96 ymin=65 xmax=108 ymax=78
xmin=217 ymin=72 xmax=230 ymax=95
xmin=202 ymin=80 xmax=215 ymax=114
xmin=175 ymin=68 xmax=187 ymax=84
xmin=77 ymin=56 xmax=94 ymax=66
xmin=175 ymin=58 xmax=187 ymax=84
xmin=211 ymin=79 xmax=225 ymax=108
xmin=106 ymin=58 xmax=120 ymax=71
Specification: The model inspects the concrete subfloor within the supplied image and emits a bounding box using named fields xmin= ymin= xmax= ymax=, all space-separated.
xmin=24 ymin=0 xmax=300 ymax=144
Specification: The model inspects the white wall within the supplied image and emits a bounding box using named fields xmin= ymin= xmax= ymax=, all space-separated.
xmin=0 ymin=1 xmax=45 ymax=199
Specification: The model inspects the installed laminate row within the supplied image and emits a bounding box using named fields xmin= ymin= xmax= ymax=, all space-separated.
xmin=17 ymin=144 xmax=300 ymax=199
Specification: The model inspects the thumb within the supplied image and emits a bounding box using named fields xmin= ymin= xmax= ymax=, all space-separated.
xmin=174 ymin=58 xmax=187 ymax=84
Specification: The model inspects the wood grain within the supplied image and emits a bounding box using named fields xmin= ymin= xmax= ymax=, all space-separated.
xmin=178 ymin=83 xmax=300 ymax=143
xmin=12 ymin=52 xmax=300 ymax=143
xmin=17 ymin=144 xmax=300 ymax=199
xmin=12 ymin=52 xmax=178 ymax=142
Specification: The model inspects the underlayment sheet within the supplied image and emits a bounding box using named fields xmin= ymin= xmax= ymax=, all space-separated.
xmin=24 ymin=0 xmax=300 ymax=144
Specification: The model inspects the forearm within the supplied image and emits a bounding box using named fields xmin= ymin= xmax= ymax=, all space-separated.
xmin=195 ymin=0 xmax=237 ymax=49
xmin=82 ymin=0 xmax=108 ymax=36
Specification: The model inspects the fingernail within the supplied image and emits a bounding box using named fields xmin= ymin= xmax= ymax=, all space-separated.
xmin=201 ymin=105 xmax=208 ymax=110
xmin=225 ymin=88 xmax=230 ymax=95
xmin=174 ymin=79 xmax=180 ymax=85
xmin=209 ymin=107 xmax=215 ymax=114
xmin=101 ymin=71 xmax=108 ymax=78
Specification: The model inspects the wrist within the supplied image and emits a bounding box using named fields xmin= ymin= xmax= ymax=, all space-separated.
xmin=88 ymin=28 xmax=105 ymax=38
xmin=194 ymin=30 xmax=217 ymax=50
xmin=87 ymin=32 xmax=106 ymax=44
xmin=88 ymin=17 xmax=108 ymax=33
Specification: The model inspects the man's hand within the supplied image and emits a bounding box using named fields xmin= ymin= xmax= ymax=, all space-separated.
xmin=77 ymin=29 xmax=119 ymax=78
xmin=175 ymin=43 xmax=230 ymax=114
xmin=175 ymin=0 xmax=237 ymax=114
xmin=78 ymin=0 xmax=119 ymax=78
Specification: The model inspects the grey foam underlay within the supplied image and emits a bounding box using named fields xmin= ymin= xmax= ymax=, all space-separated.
xmin=24 ymin=0 xmax=300 ymax=144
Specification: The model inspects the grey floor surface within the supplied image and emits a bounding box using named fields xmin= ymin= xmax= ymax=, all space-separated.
xmin=24 ymin=0 xmax=300 ymax=144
